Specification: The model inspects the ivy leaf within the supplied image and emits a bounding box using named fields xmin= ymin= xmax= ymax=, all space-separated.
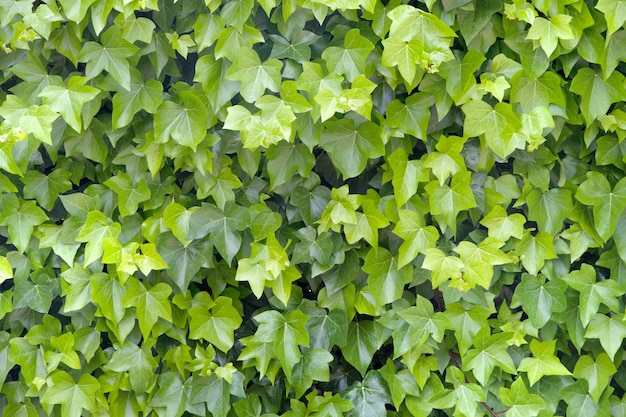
xmin=561 ymin=263 xmax=624 ymax=327
xmin=0 ymin=195 xmax=48 ymax=253
xmin=155 ymin=91 xmax=209 ymax=150
xmin=291 ymin=348 xmax=334 ymax=398
xmin=381 ymin=37 xmax=422 ymax=86
xmin=343 ymin=371 xmax=391 ymax=417
xmin=570 ymin=67 xmax=626 ymax=122
xmin=104 ymin=172 xmax=151 ymax=217
xmin=514 ymin=231 xmax=557 ymax=276
xmin=341 ymin=319 xmax=380 ymax=377
xmin=252 ymin=310 xmax=309 ymax=381
xmin=103 ymin=342 xmax=158 ymax=393
xmin=385 ymin=92 xmax=434 ymax=140
xmin=39 ymin=76 xmax=100 ymax=132
xmin=526 ymin=187 xmax=572 ymax=236
xmin=57 ymin=0 xmax=96 ymax=23
xmin=511 ymin=273 xmax=567 ymax=328
xmin=526 ymin=15 xmax=574 ymax=56
xmin=76 ymin=211 xmax=122 ymax=265
xmin=575 ymin=171 xmax=626 ymax=241
xmin=91 ymin=272 xmax=126 ymax=325
xmin=41 ymin=372 xmax=100 ymax=417
xmin=111 ymin=69 xmax=163 ymax=128
xmin=499 ymin=378 xmax=546 ymax=417
xmin=122 ymin=278 xmax=172 ymax=341
xmin=462 ymin=99 xmax=524 ymax=159
xmin=363 ymin=247 xmax=411 ymax=308
xmin=190 ymin=374 xmax=231 ymax=417
xmin=78 ymin=26 xmax=139 ymax=90
xmin=425 ymin=171 xmax=477 ymax=236
xmin=344 ymin=191 xmax=390 ymax=248
xmin=22 ymin=169 xmax=72 ymax=211
xmin=479 ymin=205 xmax=526 ymax=241
xmin=596 ymin=0 xmax=626 ymax=38
xmin=573 ymin=353 xmax=617 ymax=403
xmin=150 ymin=372 xmax=190 ymax=417
xmin=225 ymin=48 xmax=282 ymax=103
xmin=320 ymin=119 xmax=384 ymax=179
xmin=423 ymin=248 xmax=464 ymax=289
xmin=189 ymin=296 xmax=243 ymax=352
xmin=14 ymin=268 xmax=59 ymax=314
xmin=438 ymin=50 xmax=485 ymax=105
xmin=322 ymin=28 xmax=374 ymax=81
xmin=585 ymin=313 xmax=626 ymax=360
xmin=518 ymin=339 xmax=572 ymax=386
xmin=266 ymin=141 xmax=315 ymax=190
xmin=462 ymin=327 xmax=517 ymax=386
xmin=379 ymin=360 xmax=420 ymax=409
xmin=394 ymin=209 xmax=439 ymax=268
xmin=156 ymin=233 xmax=212 ymax=292
xmin=302 ymin=303 xmax=349 ymax=351
xmin=397 ymin=295 xmax=449 ymax=350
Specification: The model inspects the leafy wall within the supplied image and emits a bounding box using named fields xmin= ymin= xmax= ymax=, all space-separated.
xmin=0 ymin=0 xmax=625 ymax=416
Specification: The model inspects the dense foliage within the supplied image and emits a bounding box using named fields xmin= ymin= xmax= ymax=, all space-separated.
xmin=2 ymin=0 xmax=626 ymax=415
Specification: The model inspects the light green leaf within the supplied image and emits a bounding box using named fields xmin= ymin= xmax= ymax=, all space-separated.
xmin=585 ymin=313 xmax=626 ymax=360
xmin=225 ymin=47 xmax=282 ymax=103
xmin=39 ymin=76 xmax=100 ymax=132
xmin=425 ymin=171 xmax=477 ymax=236
xmin=122 ymin=277 xmax=172 ymax=340
xmin=363 ymin=247 xmax=411 ymax=308
xmin=112 ymin=69 xmax=163 ymax=128
xmin=573 ymin=353 xmax=617 ymax=403
xmin=570 ymin=67 xmax=626 ymax=122
xmin=514 ymin=231 xmax=557 ymax=276
xmin=41 ymin=372 xmax=100 ymax=417
xmin=518 ymin=339 xmax=572 ymax=386
xmin=575 ymin=171 xmax=626 ymax=241
xmin=320 ymin=119 xmax=384 ymax=179
xmin=189 ymin=296 xmax=243 ymax=352
xmin=104 ymin=342 xmax=158 ymax=393
xmin=322 ymin=29 xmax=374 ymax=81
xmin=526 ymin=15 xmax=574 ymax=56
xmin=385 ymin=92 xmax=434 ymax=140
xmin=0 ymin=195 xmax=48 ymax=253
xmin=500 ymin=378 xmax=546 ymax=417
xmin=154 ymin=91 xmax=209 ymax=150
xmin=22 ymin=169 xmax=72 ymax=211
xmin=462 ymin=327 xmax=517 ymax=386
xmin=511 ymin=273 xmax=567 ymax=328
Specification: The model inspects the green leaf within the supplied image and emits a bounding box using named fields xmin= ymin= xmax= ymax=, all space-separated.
xmin=0 ymin=195 xmax=48 ymax=253
xmin=322 ymin=29 xmax=374 ymax=81
xmin=362 ymin=247 xmax=411 ymax=308
xmin=14 ymin=268 xmax=59 ymax=314
xmin=320 ymin=119 xmax=384 ymax=179
xmin=462 ymin=99 xmax=524 ymax=159
xmin=397 ymin=295 xmax=449 ymax=350
xmin=526 ymin=187 xmax=572 ymax=236
xmin=41 ymin=372 xmax=100 ymax=417
xmin=343 ymin=371 xmax=391 ymax=417
xmin=190 ymin=374 xmax=231 ymax=417
xmin=575 ymin=171 xmax=626 ymax=241
xmin=514 ymin=231 xmax=557 ymax=276
xmin=462 ymin=327 xmax=517 ymax=386
xmin=585 ymin=313 xmax=626 ymax=360
xmin=104 ymin=172 xmax=151 ymax=217
xmin=76 ymin=211 xmax=122 ymax=266
xmin=156 ymin=233 xmax=212 ymax=292
xmin=78 ymin=26 xmax=139 ymax=90
xmin=424 ymin=171 xmax=477 ymax=236
xmin=225 ymin=47 xmax=282 ymax=103
xmin=266 ymin=141 xmax=315 ymax=190
xmin=394 ymin=209 xmax=439 ymax=268
xmin=500 ymin=378 xmax=546 ymax=417
xmin=526 ymin=15 xmax=574 ymax=56
xmin=122 ymin=277 xmax=172 ymax=340
xmin=155 ymin=91 xmax=209 ymax=150
xmin=39 ymin=76 xmax=100 ymax=132
xmin=570 ymin=67 xmax=626 ymax=122
xmin=596 ymin=0 xmax=626 ymax=38
xmin=561 ymin=263 xmax=624 ymax=327
xmin=252 ymin=310 xmax=309 ymax=381
xmin=385 ymin=92 xmax=434 ymax=140
xmin=511 ymin=273 xmax=567 ymax=328
xmin=422 ymin=248 xmax=464 ymax=289
xmin=573 ymin=353 xmax=617 ymax=403
xmin=518 ymin=339 xmax=572 ymax=386
xmin=22 ymin=169 xmax=72 ymax=211
xmin=189 ymin=296 xmax=243 ymax=352
xmin=58 ymin=0 xmax=97 ymax=23
xmin=112 ymin=69 xmax=163 ymax=128
xmin=344 ymin=191 xmax=390 ymax=248
xmin=291 ymin=348 xmax=334 ymax=398
xmin=438 ymin=50 xmax=485 ymax=105
xmin=341 ymin=319 xmax=380 ymax=377
xmin=103 ymin=342 xmax=157 ymax=393
xmin=479 ymin=205 xmax=526 ymax=241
